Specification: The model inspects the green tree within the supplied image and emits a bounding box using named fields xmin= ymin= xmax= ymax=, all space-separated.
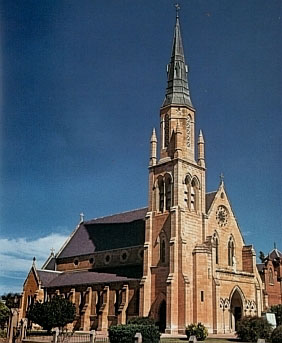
xmin=1 ymin=293 xmax=21 ymax=309
xmin=259 ymin=251 xmax=265 ymax=263
xmin=270 ymin=304 xmax=282 ymax=326
xmin=27 ymin=296 xmax=75 ymax=332
xmin=237 ymin=316 xmax=272 ymax=342
xmin=0 ymin=302 xmax=10 ymax=329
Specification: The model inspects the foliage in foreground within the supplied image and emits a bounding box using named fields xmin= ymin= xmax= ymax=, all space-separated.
xmin=271 ymin=325 xmax=282 ymax=343
xmin=0 ymin=302 xmax=10 ymax=329
xmin=270 ymin=304 xmax=282 ymax=326
xmin=0 ymin=293 xmax=21 ymax=309
xmin=109 ymin=324 xmax=160 ymax=343
xmin=236 ymin=316 xmax=272 ymax=342
xmin=185 ymin=322 xmax=208 ymax=341
xmin=27 ymin=296 xmax=75 ymax=332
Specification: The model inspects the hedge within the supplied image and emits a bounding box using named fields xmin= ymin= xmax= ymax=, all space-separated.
xmin=109 ymin=324 xmax=160 ymax=343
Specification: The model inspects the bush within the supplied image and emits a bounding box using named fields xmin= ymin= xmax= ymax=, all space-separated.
xmin=270 ymin=305 xmax=282 ymax=326
xmin=271 ymin=325 xmax=282 ymax=343
xmin=236 ymin=316 xmax=272 ymax=342
xmin=109 ymin=324 xmax=160 ymax=343
xmin=27 ymin=296 xmax=75 ymax=332
xmin=0 ymin=302 xmax=10 ymax=330
xmin=127 ymin=316 xmax=155 ymax=325
xmin=185 ymin=323 xmax=208 ymax=341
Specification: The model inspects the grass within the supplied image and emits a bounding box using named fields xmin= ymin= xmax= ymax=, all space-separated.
xmin=161 ymin=339 xmax=240 ymax=343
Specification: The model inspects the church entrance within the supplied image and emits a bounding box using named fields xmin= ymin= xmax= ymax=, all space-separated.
xmin=157 ymin=300 xmax=166 ymax=333
xmin=230 ymin=289 xmax=243 ymax=331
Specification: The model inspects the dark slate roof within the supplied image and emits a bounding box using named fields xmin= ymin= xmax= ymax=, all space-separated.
xmin=256 ymin=263 xmax=265 ymax=273
xmin=57 ymin=208 xmax=147 ymax=259
xmin=85 ymin=207 xmax=148 ymax=225
xmin=37 ymin=270 xmax=62 ymax=287
xmin=267 ymin=248 xmax=282 ymax=260
xmin=47 ymin=270 xmax=139 ymax=288
xmin=206 ymin=192 xmax=217 ymax=213
xmin=42 ymin=255 xmax=56 ymax=271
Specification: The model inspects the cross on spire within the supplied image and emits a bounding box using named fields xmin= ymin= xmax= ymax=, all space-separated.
xmin=220 ymin=173 xmax=224 ymax=185
xmin=175 ymin=3 xmax=181 ymax=18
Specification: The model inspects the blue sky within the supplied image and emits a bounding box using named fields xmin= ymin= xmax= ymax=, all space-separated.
xmin=0 ymin=0 xmax=281 ymax=294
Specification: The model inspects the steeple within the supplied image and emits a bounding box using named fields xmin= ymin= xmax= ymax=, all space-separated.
xmin=162 ymin=11 xmax=193 ymax=108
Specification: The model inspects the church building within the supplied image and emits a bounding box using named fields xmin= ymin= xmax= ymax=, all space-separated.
xmin=19 ymin=12 xmax=266 ymax=335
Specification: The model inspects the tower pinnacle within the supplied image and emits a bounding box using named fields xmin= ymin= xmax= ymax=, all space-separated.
xmin=162 ymin=10 xmax=193 ymax=108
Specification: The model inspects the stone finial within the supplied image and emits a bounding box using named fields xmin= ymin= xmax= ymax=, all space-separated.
xmin=80 ymin=212 xmax=84 ymax=223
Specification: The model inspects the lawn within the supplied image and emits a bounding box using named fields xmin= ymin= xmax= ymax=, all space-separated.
xmin=161 ymin=339 xmax=240 ymax=343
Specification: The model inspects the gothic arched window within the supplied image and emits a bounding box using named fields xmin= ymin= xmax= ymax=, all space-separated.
xmin=269 ymin=268 xmax=274 ymax=284
xmin=165 ymin=174 xmax=172 ymax=210
xmin=228 ymin=237 xmax=235 ymax=266
xmin=158 ymin=178 xmax=164 ymax=212
xmin=191 ymin=177 xmax=199 ymax=212
xmin=160 ymin=237 xmax=166 ymax=263
xmin=213 ymin=233 xmax=219 ymax=265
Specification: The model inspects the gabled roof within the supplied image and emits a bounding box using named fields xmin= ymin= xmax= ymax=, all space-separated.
xmin=206 ymin=191 xmax=217 ymax=213
xmin=256 ymin=263 xmax=265 ymax=273
xmin=37 ymin=270 xmax=62 ymax=287
xmin=57 ymin=208 xmax=147 ymax=259
xmin=267 ymin=248 xmax=282 ymax=260
xmin=47 ymin=270 xmax=139 ymax=288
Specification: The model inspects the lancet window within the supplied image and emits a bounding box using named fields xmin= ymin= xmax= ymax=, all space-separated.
xmin=269 ymin=268 xmax=274 ymax=284
xmin=157 ymin=174 xmax=173 ymax=212
xmin=228 ymin=236 xmax=235 ymax=266
xmin=213 ymin=232 xmax=219 ymax=264
xmin=185 ymin=175 xmax=200 ymax=212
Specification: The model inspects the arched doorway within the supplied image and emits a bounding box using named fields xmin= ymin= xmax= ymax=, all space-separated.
xmin=157 ymin=300 xmax=166 ymax=333
xmin=230 ymin=289 xmax=243 ymax=331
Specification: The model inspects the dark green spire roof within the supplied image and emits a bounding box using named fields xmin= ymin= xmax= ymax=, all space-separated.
xmin=162 ymin=15 xmax=193 ymax=108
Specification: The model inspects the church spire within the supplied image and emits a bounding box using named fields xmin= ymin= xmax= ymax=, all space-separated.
xmin=162 ymin=9 xmax=193 ymax=108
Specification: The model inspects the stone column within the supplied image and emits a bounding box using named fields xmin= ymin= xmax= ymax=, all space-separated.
xmin=98 ymin=286 xmax=109 ymax=333
xmin=117 ymin=285 xmax=129 ymax=324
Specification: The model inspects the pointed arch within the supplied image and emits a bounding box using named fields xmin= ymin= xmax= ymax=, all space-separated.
xmin=159 ymin=230 xmax=168 ymax=264
xmin=269 ymin=268 xmax=274 ymax=284
xmin=229 ymin=286 xmax=245 ymax=331
xmin=228 ymin=235 xmax=235 ymax=266
xmin=213 ymin=231 xmax=219 ymax=264
xmin=191 ymin=176 xmax=200 ymax=212
xmin=164 ymin=173 xmax=173 ymax=210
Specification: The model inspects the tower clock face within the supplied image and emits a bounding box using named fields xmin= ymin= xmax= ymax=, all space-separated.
xmin=216 ymin=205 xmax=228 ymax=227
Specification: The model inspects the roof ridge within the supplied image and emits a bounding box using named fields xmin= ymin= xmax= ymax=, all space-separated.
xmin=206 ymin=191 xmax=217 ymax=194
xmin=84 ymin=206 xmax=147 ymax=223
xmin=37 ymin=269 xmax=62 ymax=274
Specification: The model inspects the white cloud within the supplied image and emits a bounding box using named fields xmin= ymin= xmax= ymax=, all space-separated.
xmin=0 ymin=233 xmax=68 ymax=275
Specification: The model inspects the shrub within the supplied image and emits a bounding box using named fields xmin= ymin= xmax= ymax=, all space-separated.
xmin=236 ymin=316 xmax=272 ymax=342
xmin=270 ymin=305 xmax=282 ymax=326
xmin=127 ymin=316 xmax=155 ymax=325
xmin=109 ymin=324 xmax=160 ymax=343
xmin=27 ymin=296 xmax=75 ymax=333
xmin=271 ymin=325 xmax=282 ymax=343
xmin=185 ymin=323 xmax=208 ymax=341
xmin=0 ymin=302 xmax=10 ymax=330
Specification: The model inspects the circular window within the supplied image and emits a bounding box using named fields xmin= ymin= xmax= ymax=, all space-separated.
xmin=120 ymin=250 xmax=129 ymax=263
xmin=73 ymin=258 xmax=79 ymax=266
xmin=104 ymin=253 xmax=112 ymax=265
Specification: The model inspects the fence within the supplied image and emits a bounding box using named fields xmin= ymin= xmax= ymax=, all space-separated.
xmin=23 ymin=331 xmax=109 ymax=343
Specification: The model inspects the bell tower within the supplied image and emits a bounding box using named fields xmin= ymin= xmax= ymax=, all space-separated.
xmin=140 ymin=8 xmax=207 ymax=334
